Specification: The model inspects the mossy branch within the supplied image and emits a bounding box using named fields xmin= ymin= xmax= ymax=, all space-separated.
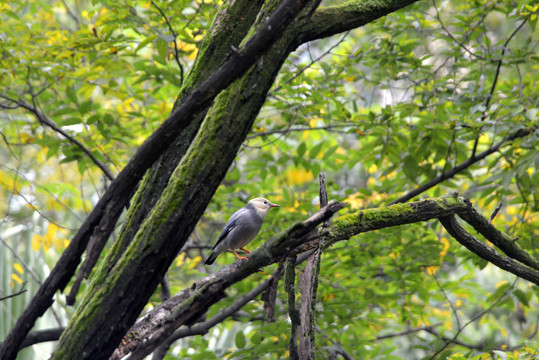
xmin=113 ymin=195 xmax=539 ymax=357
xmin=298 ymin=0 xmax=421 ymax=43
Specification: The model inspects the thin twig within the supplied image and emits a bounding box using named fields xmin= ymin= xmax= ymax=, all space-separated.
xmin=0 ymin=178 xmax=76 ymax=230
xmin=272 ymin=32 xmax=349 ymax=94
xmin=489 ymin=202 xmax=503 ymax=223
xmin=151 ymin=1 xmax=184 ymax=85
xmin=0 ymin=284 xmax=27 ymax=302
xmin=470 ymin=20 xmax=527 ymax=157
xmin=428 ymin=278 xmax=517 ymax=359
xmin=433 ymin=275 xmax=461 ymax=330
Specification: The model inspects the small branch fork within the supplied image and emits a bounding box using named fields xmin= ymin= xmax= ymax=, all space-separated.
xmin=0 ymin=284 xmax=27 ymax=302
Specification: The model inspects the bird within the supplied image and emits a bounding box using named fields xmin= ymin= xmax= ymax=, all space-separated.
xmin=205 ymin=197 xmax=279 ymax=265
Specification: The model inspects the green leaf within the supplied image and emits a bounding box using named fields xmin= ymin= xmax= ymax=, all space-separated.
xmin=156 ymin=38 xmax=169 ymax=64
xmin=235 ymin=331 xmax=246 ymax=349
xmin=297 ymin=142 xmax=307 ymax=157
xmin=513 ymin=289 xmax=529 ymax=307
xmin=135 ymin=35 xmax=156 ymax=54
xmin=66 ymin=86 xmax=78 ymax=104
xmin=3 ymin=9 xmax=20 ymax=20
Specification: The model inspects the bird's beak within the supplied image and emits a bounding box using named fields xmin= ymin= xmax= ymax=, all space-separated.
xmin=270 ymin=203 xmax=280 ymax=208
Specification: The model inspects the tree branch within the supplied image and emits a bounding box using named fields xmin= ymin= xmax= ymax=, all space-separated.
xmin=427 ymin=277 xmax=517 ymax=359
xmin=298 ymin=0 xmax=420 ymax=43
xmin=471 ymin=20 xmax=527 ymax=157
xmin=0 ymin=95 xmax=115 ymax=181
xmin=0 ymin=285 xmax=27 ymax=302
xmin=389 ymin=128 xmax=532 ymax=205
xmin=458 ymin=205 xmax=539 ymax=271
xmin=286 ymin=256 xmax=301 ymax=360
xmin=439 ymin=215 xmax=539 ymax=285
xmin=111 ymin=195 xmax=539 ymax=359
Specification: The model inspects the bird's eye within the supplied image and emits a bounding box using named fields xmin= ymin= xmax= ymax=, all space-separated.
xmin=264 ymin=201 xmax=268 ymax=204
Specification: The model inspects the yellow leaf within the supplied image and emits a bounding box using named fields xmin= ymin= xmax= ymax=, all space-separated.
xmin=176 ymin=253 xmax=186 ymax=266
xmin=46 ymin=223 xmax=59 ymax=239
xmin=284 ymin=168 xmax=313 ymax=185
xmin=344 ymin=193 xmax=363 ymax=210
xmin=368 ymin=164 xmax=378 ymax=174
xmin=43 ymin=223 xmax=58 ymax=252
xmin=13 ymin=263 xmax=24 ymax=274
xmin=12 ymin=273 xmax=23 ymax=284
xmin=55 ymin=238 xmax=64 ymax=250
xmin=31 ymin=234 xmax=42 ymax=251
xmin=187 ymin=256 xmax=201 ymax=270
xmin=425 ymin=266 xmax=439 ymax=275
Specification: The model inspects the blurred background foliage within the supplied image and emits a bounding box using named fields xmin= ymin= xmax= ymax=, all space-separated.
xmin=0 ymin=0 xmax=538 ymax=359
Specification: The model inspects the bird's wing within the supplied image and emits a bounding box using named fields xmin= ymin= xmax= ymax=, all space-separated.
xmin=212 ymin=208 xmax=248 ymax=248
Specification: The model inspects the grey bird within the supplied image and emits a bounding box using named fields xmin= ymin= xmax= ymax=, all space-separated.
xmin=205 ymin=197 xmax=280 ymax=265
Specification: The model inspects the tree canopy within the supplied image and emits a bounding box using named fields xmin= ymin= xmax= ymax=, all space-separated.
xmin=0 ymin=0 xmax=538 ymax=359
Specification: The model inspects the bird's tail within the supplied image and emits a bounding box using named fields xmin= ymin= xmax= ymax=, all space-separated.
xmin=204 ymin=252 xmax=217 ymax=265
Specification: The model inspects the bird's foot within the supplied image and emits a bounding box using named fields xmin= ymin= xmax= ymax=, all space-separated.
xmin=232 ymin=249 xmax=249 ymax=261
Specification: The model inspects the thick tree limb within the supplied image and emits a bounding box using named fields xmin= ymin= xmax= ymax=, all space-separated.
xmin=439 ymin=215 xmax=539 ymax=286
xmin=297 ymin=173 xmax=328 ymax=359
xmin=299 ymin=0 xmax=420 ymax=43
xmin=458 ymin=206 xmax=539 ymax=271
xmin=0 ymin=0 xmax=313 ymax=358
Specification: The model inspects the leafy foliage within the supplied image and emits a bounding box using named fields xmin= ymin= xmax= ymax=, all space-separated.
xmin=0 ymin=0 xmax=537 ymax=359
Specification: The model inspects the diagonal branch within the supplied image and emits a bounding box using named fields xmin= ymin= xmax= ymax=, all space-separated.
xmin=0 ymin=95 xmax=114 ymax=181
xmin=439 ymin=215 xmax=539 ymax=285
xmin=389 ymin=128 xmax=532 ymax=205
xmin=0 ymin=284 xmax=27 ymax=302
xmin=427 ymin=276 xmax=517 ymax=359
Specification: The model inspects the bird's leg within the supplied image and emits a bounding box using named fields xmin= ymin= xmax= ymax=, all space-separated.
xmin=239 ymin=248 xmax=251 ymax=253
xmin=232 ymin=249 xmax=248 ymax=261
